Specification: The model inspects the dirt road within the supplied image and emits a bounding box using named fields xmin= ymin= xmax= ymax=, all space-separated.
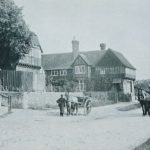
xmin=0 ymin=103 xmax=150 ymax=150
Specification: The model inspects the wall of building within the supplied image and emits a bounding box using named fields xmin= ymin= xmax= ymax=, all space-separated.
xmin=32 ymin=72 xmax=45 ymax=92
xmin=123 ymin=79 xmax=135 ymax=101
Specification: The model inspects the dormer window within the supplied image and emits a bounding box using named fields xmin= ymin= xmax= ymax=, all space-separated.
xmin=75 ymin=65 xmax=86 ymax=74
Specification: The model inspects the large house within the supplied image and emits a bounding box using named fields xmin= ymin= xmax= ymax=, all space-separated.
xmin=0 ymin=32 xmax=45 ymax=92
xmin=42 ymin=39 xmax=136 ymax=97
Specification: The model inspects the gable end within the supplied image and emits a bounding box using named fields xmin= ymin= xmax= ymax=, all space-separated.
xmin=71 ymin=55 xmax=89 ymax=67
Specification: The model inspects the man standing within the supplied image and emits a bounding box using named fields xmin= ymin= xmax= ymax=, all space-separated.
xmin=57 ymin=94 xmax=66 ymax=116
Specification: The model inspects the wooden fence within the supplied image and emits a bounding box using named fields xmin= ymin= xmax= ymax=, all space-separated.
xmin=0 ymin=70 xmax=33 ymax=92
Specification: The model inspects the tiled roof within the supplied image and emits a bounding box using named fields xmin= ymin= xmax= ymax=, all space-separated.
xmin=80 ymin=50 xmax=106 ymax=66
xmin=110 ymin=49 xmax=136 ymax=70
xmin=42 ymin=50 xmax=106 ymax=70
xmin=42 ymin=52 xmax=74 ymax=70
xmin=42 ymin=49 xmax=135 ymax=70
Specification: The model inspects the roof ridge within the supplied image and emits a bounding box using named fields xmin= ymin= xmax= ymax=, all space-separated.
xmin=80 ymin=50 xmax=99 ymax=53
xmin=42 ymin=52 xmax=72 ymax=56
xmin=42 ymin=49 xmax=108 ymax=56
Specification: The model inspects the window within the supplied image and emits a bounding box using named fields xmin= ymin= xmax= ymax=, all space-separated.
xmin=125 ymin=68 xmax=135 ymax=76
xmin=54 ymin=71 xmax=58 ymax=76
xmin=78 ymin=79 xmax=85 ymax=91
xmin=60 ymin=70 xmax=67 ymax=76
xmin=75 ymin=65 xmax=86 ymax=74
xmin=99 ymin=68 xmax=105 ymax=74
xmin=50 ymin=70 xmax=58 ymax=76
xmin=52 ymin=71 xmax=55 ymax=76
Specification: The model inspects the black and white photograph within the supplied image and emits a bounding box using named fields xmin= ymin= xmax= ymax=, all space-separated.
xmin=0 ymin=0 xmax=150 ymax=150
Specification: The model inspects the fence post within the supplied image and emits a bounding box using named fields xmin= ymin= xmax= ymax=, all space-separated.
xmin=8 ymin=96 xmax=12 ymax=113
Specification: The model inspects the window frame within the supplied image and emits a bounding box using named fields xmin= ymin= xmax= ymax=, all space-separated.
xmin=74 ymin=65 xmax=86 ymax=74
xmin=60 ymin=70 xmax=67 ymax=76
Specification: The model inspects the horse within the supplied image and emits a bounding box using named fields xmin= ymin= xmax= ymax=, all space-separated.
xmin=137 ymin=88 xmax=150 ymax=116
xmin=70 ymin=96 xmax=79 ymax=115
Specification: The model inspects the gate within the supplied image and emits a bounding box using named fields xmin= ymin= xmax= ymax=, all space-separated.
xmin=0 ymin=92 xmax=12 ymax=113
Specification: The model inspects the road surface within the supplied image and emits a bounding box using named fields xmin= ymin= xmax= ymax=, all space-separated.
xmin=0 ymin=103 xmax=150 ymax=150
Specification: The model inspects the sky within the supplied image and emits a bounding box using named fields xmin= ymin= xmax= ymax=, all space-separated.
xmin=14 ymin=0 xmax=150 ymax=80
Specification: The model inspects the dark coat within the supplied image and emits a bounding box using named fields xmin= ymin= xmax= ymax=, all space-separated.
xmin=57 ymin=98 xmax=66 ymax=108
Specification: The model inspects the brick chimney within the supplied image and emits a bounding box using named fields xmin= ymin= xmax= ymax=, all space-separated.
xmin=72 ymin=37 xmax=79 ymax=59
xmin=100 ymin=43 xmax=106 ymax=50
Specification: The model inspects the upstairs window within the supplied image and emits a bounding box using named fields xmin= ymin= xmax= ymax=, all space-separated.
xmin=75 ymin=65 xmax=86 ymax=74
xmin=54 ymin=71 xmax=58 ymax=76
xmin=60 ymin=70 xmax=67 ymax=76
xmin=96 ymin=67 xmax=124 ymax=75
xmin=51 ymin=70 xmax=58 ymax=76
xmin=125 ymin=68 xmax=135 ymax=76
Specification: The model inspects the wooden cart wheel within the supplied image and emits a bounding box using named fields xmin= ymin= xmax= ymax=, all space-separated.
xmin=84 ymin=100 xmax=92 ymax=115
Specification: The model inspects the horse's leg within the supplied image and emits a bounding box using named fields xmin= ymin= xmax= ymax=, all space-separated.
xmin=141 ymin=101 xmax=146 ymax=116
xmin=73 ymin=104 xmax=75 ymax=115
xmin=76 ymin=103 xmax=78 ymax=115
xmin=67 ymin=105 xmax=69 ymax=115
xmin=70 ymin=105 xmax=73 ymax=115
xmin=142 ymin=105 xmax=145 ymax=116
xmin=71 ymin=103 xmax=74 ymax=115
xmin=75 ymin=103 xmax=78 ymax=115
xmin=67 ymin=103 xmax=71 ymax=116
xmin=148 ymin=102 xmax=150 ymax=116
xmin=143 ymin=104 xmax=147 ymax=116
xmin=148 ymin=106 xmax=150 ymax=116
xmin=68 ymin=105 xmax=70 ymax=115
xmin=74 ymin=104 xmax=76 ymax=115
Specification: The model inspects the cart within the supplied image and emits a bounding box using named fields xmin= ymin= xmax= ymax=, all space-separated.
xmin=69 ymin=96 xmax=92 ymax=115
